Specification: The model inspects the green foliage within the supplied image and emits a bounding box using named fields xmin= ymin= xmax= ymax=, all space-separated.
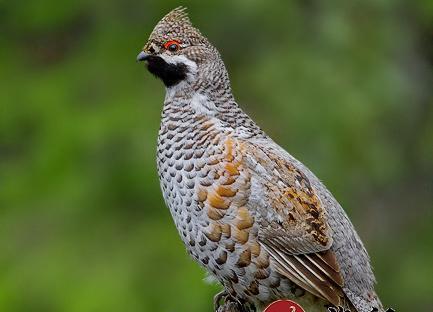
xmin=1 ymin=1 xmax=432 ymax=311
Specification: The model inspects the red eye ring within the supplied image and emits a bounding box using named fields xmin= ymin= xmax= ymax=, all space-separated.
xmin=163 ymin=40 xmax=181 ymax=52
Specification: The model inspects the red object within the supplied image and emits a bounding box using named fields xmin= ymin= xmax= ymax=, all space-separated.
xmin=163 ymin=40 xmax=181 ymax=50
xmin=264 ymin=300 xmax=306 ymax=312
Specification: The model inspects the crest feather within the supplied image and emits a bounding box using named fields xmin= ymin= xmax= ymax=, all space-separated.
xmin=161 ymin=6 xmax=192 ymax=25
xmin=145 ymin=6 xmax=209 ymax=49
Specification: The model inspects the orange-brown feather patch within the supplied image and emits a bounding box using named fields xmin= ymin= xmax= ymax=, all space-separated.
xmin=225 ymin=137 xmax=235 ymax=162
xmin=207 ymin=207 xmax=225 ymax=220
xmin=225 ymin=162 xmax=240 ymax=176
xmin=197 ymin=188 xmax=207 ymax=202
xmin=216 ymin=185 xmax=237 ymax=197
xmin=207 ymin=191 xmax=229 ymax=209
xmin=233 ymin=226 xmax=249 ymax=244
xmin=250 ymin=241 xmax=261 ymax=257
xmin=236 ymin=207 xmax=254 ymax=230
xmin=204 ymin=223 xmax=222 ymax=242
xmin=221 ymin=223 xmax=231 ymax=238
xmin=236 ymin=249 xmax=252 ymax=267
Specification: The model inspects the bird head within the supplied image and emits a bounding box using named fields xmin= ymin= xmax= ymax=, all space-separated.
xmin=137 ymin=7 xmax=223 ymax=89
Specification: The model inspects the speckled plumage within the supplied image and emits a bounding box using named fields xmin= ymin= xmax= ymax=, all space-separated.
xmin=139 ymin=7 xmax=383 ymax=312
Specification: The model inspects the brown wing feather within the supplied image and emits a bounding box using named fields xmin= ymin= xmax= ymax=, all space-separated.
xmin=305 ymin=251 xmax=344 ymax=286
xmin=290 ymin=254 xmax=343 ymax=305
xmin=262 ymin=244 xmax=325 ymax=300
xmin=240 ymin=140 xmax=347 ymax=306
xmin=263 ymin=242 xmax=345 ymax=307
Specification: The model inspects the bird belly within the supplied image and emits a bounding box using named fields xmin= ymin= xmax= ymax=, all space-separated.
xmin=156 ymin=127 xmax=329 ymax=311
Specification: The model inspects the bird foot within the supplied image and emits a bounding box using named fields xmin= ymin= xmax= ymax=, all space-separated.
xmin=214 ymin=290 xmax=255 ymax=312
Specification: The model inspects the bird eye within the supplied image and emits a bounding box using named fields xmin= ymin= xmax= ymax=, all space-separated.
xmin=163 ymin=40 xmax=180 ymax=52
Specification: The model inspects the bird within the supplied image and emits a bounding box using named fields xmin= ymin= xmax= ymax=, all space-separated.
xmin=137 ymin=7 xmax=384 ymax=312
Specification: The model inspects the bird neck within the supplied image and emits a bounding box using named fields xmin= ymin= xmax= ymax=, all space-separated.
xmin=162 ymin=59 xmax=266 ymax=139
xmin=162 ymin=90 xmax=266 ymax=141
xmin=165 ymin=58 xmax=234 ymax=103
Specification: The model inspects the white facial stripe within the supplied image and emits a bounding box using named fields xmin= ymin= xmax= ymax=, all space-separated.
xmin=159 ymin=54 xmax=197 ymax=72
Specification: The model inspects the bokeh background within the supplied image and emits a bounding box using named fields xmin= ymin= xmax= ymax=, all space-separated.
xmin=1 ymin=0 xmax=433 ymax=311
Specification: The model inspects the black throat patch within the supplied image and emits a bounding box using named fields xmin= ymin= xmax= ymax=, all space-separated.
xmin=146 ymin=55 xmax=189 ymax=87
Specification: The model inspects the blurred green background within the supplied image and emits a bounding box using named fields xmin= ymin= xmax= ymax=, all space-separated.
xmin=1 ymin=0 xmax=433 ymax=311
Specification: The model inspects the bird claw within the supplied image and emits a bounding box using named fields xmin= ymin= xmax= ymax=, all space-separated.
xmin=214 ymin=290 xmax=255 ymax=312
xmin=214 ymin=290 xmax=228 ymax=310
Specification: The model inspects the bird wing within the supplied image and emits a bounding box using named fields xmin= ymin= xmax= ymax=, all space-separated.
xmin=239 ymin=139 xmax=346 ymax=306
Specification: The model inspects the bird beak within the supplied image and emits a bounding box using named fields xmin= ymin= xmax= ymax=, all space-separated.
xmin=137 ymin=51 xmax=150 ymax=62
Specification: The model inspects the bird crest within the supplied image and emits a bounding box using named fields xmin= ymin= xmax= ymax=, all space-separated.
xmin=146 ymin=7 xmax=207 ymax=48
xmin=159 ymin=6 xmax=191 ymax=25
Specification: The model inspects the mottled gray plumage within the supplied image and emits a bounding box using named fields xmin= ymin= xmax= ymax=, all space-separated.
xmin=138 ymin=7 xmax=383 ymax=312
